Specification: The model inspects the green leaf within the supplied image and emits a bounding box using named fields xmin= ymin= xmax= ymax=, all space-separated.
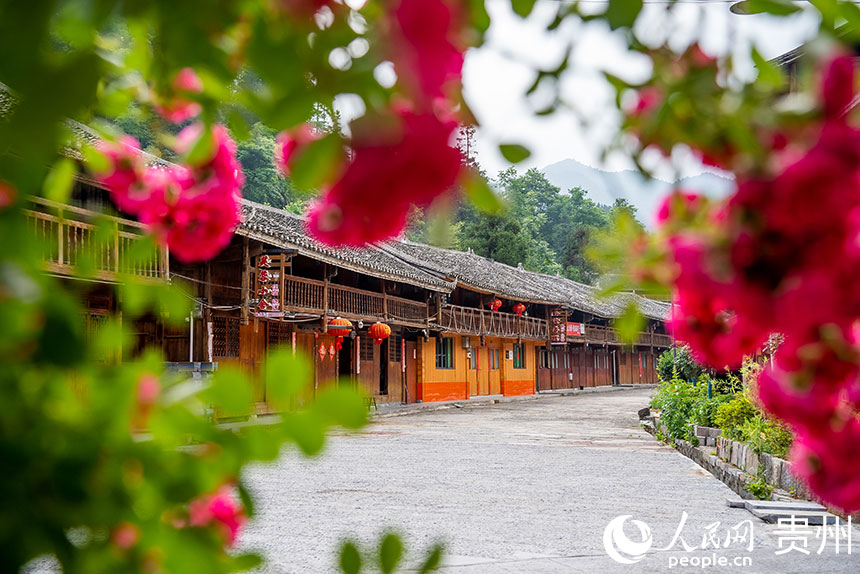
xmin=290 ymin=133 xmax=343 ymax=191
xmin=158 ymin=282 xmax=192 ymax=327
xmin=119 ymin=279 xmax=153 ymax=318
xmin=379 ymin=534 xmax=403 ymax=574
xmin=463 ymin=172 xmax=503 ymax=215
xmin=511 ymin=0 xmax=537 ymax=18
xmin=228 ymin=552 xmax=264 ymax=572
xmin=734 ymin=0 xmax=801 ymax=15
xmin=614 ymin=302 xmax=645 ymax=345
xmin=206 ymin=365 xmax=253 ymax=417
xmin=498 ymin=144 xmax=531 ymax=164
xmin=313 ymin=387 xmax=368 ymax=430
xmin=43 ymin=158 xmax=77 ymax=204
xmin=751 ymin=48 xmax=785 ymax=89
xmin=339 ymin=541 xmax=362 ymax=574
xmin=283 ymin=412 xmax=326 ymax=455
xmin=605 ymin=0 xmax=643 ymax=30
xmin=810 ymin=0 xmax=838 ymax=29
xmin=265 ymin=348 xmax=313 ymax=409
xmin=185 ymin=125 xmax=215 ymax=166
xmin=419 ymin=544 xmax=444 ymax=573
xmin=81 ymin=144 xmax=110 ymax=173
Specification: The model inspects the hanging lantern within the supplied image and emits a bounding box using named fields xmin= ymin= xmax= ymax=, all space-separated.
xmin=513 ymin=303 xmax=526 ymax=316
xmin=328 ymin=317 xmax=353 ymax=350
xmin=258 ymin=255 xmax=272 ymax=268
xmin=368 ymin=322 xmax=391 ymax=345
xmin=488 ymin=298 xmax=502 ymax=312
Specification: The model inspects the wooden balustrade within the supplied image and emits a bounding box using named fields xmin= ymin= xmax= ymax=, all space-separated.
xmin=435 ymin=304 xmax=548 ymax=341
xmin=568 ymin=324 xmax=672 ymax=348
xmin=280 ymin=275 xmax=428 ymax=326
xmin=24 ymin=196 xmax=168 ymax=281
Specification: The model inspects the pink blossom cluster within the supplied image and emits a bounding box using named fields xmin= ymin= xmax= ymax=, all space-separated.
xmin=152 ymin=68 xmax=204 ymax=124
xmin=275 ymin=0 xmax=465 ymax=246
xmin=187 ymin=486 xmax=245 ymax=546
xmin=657 ymin=56 xmax=860 ymax=511
xmin=90 ymin=123 xmax=243 ymax=262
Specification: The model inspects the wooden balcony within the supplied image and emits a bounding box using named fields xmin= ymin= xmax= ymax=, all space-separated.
xmin=435 ymin=304 xmax=548 ymax=341
xmin=281 ymin=275 xmax=428 ymax=327
xmin=25 ymin=197 xmax=168 ymax=282
xmin=568 ymin=324 xmax=673 ymax=348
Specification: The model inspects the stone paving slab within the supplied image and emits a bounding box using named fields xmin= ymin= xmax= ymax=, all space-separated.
xmin=241 ymin=388 xmax=860 ymax=573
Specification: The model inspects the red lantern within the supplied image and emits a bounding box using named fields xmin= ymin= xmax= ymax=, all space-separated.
xmin=488 ymin=298 xmax=502 ymax=312
xmin=513 ymin=303 xmax=526 ymax=316
xmin=328 ymin=317 xmax=353 ymax=350
xmin=368 ymin=322 xmax=391 ymax=345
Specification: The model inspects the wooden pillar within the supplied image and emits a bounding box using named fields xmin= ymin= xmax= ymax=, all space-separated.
xmin=322 ymin=263 xmax=329 ymax=333
xmin=205 ymin=262 xmax=213 ymax=362
xmin=241 ymin=236 xmax=250 ymax=326
xmin=382 ymin=279 xmax=388 ymax=320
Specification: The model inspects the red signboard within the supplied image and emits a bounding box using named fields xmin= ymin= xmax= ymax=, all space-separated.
xmin=550 ymin=308 xmax=567 ymax=344
xmin=566 ymin=322 xmax=585 ymax=338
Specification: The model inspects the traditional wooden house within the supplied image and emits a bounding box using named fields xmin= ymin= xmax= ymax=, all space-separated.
xmin=20 ymin=106 xmax=674 ymax=410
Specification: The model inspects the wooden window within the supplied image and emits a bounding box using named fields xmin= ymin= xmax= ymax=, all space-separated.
xmin=360 ymin=335 xmax=374 ymax=360
xmin=513 ymin=343 xmax=525 ymax=369
xmin=212 ymin=316 xmax=240 ymax=358
xmin=489 ymin=349 xmax=500 ymax=370
xmin=435 ymin=337 xmax=454 ymax=369
xmin=389 ymin=331 xmax=402 ymax=363
xmin=468 ymin=349 xmax=477 ymax=370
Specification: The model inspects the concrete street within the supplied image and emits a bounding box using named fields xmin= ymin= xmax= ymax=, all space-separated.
xmin=242 ymin=388 xmax=860 ymax=573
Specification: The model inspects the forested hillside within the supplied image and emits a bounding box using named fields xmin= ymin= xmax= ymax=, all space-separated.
xmin=408 ymin=168 xmax=639 ymax=285
xmin=111 ymin=110 xmax=630 ymax=285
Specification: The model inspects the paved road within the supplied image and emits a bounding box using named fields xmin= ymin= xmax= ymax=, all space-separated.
xmin=242 ymin=388 xmax=860 ymax=573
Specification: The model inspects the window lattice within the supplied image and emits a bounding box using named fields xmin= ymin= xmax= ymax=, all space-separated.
xmin=389 ymin=331 xmax=402 ymax=363
xmin=213 ymin=316 xmax=240 ymax=358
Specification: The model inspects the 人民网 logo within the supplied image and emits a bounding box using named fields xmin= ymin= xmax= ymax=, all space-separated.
xmin=603 ymin=515 xmax=653 ymax=564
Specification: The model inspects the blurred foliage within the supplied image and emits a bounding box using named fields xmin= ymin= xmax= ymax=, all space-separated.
xmin=338 ymin=534 xmax=443 ymax=574
xmin=0 ymin=0 xmax=844 ymax=571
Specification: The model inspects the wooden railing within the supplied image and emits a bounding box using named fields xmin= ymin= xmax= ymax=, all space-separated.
xmin=280 ymin=275 xmax=428 ymax=326
xmin=25 ymin=197 xmax=168 ymax=281
xmin=435 ymin=304 xmax=548 ymax=341
xmin=569 ymin=324 xmax=672 ymax=347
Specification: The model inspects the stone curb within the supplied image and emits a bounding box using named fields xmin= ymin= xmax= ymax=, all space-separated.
xmin=372 ymin=384 xmax=658 ymax=419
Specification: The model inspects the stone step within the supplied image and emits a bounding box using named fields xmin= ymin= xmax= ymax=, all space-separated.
xmin=748 ymin=508 xmax=841 ymax=525
xmin=744 ymin=500 xmax=826 ymax=512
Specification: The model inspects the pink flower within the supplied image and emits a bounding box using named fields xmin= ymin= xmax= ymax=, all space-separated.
xmin=306 ymin=109 xmax=461 ymax=245
xmin=90 ymin=124 xmax=243 ymax=263
xmin=137 ymin=373 xmax=161 ymax=406
xmin=92 ymin=137 xmax=147 ymax=210
xmin=631 ymin=86 xmax=662 ymax=117
xmin=153 ymin=68 xmax=204 ymax=124
xmin=112 ymin=522 xmax=139 ymax=550
xmin=655 ymin=189 xmax=702 ymax=226
xmin=389 ymin=0 xmax=464 ymax=102
xmin=0 ymin=180 xmax=17 ymax=209
xmin=188 ymin=486 xmax=245 ymax=546
xmin=274 ymin=124 xmax=320 ymax=176
xmin=791 ymin=418 xmax=860 ymax=512
xmin=821 ymin=55 xmax=855 ymax=119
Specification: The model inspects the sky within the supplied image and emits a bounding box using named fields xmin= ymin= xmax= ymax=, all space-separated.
xmin=463 ymin=0 xmax=822 ymax=180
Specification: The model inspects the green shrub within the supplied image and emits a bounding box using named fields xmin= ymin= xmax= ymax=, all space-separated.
xmin=739 ymin=415 xmax=793 ymax=459
xmin=657 ymin=345 xmax=703 ymax=383
xmin=714 ymin=394 xmax=757 ymax=440
xmin=651 ymin=377 xmax=708 ymax=442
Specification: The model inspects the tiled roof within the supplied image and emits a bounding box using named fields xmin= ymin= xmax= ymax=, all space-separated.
xmin=238 ymin=201 xmax=454 ymax=292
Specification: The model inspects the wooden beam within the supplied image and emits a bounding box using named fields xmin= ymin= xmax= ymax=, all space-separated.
xmin=241 ymin=236 xmax=250 ymax=326
xmin=322 ymin=263 xmax=329 ymax=333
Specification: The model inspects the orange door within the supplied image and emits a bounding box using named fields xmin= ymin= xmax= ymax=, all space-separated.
xmin=488 ymin=346 xmax=501 ymax=395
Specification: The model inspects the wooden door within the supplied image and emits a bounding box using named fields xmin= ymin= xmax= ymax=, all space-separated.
xmin=405 ymin=341 xmax=417 ymax=403
xmin=536 ymin=347 xmax=551 ymax=391
xmin=240 ymin=320 xmax=267 ymax=402
xmin=315 ymin=334 xmax=338 ymax=391
xmin=467 ymin=347 xmax=479 ymax=397
xmin=488 ymin=346 xmax=501 ymax=395
xmin=477 ymin=347 xmax=490 ymax=395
